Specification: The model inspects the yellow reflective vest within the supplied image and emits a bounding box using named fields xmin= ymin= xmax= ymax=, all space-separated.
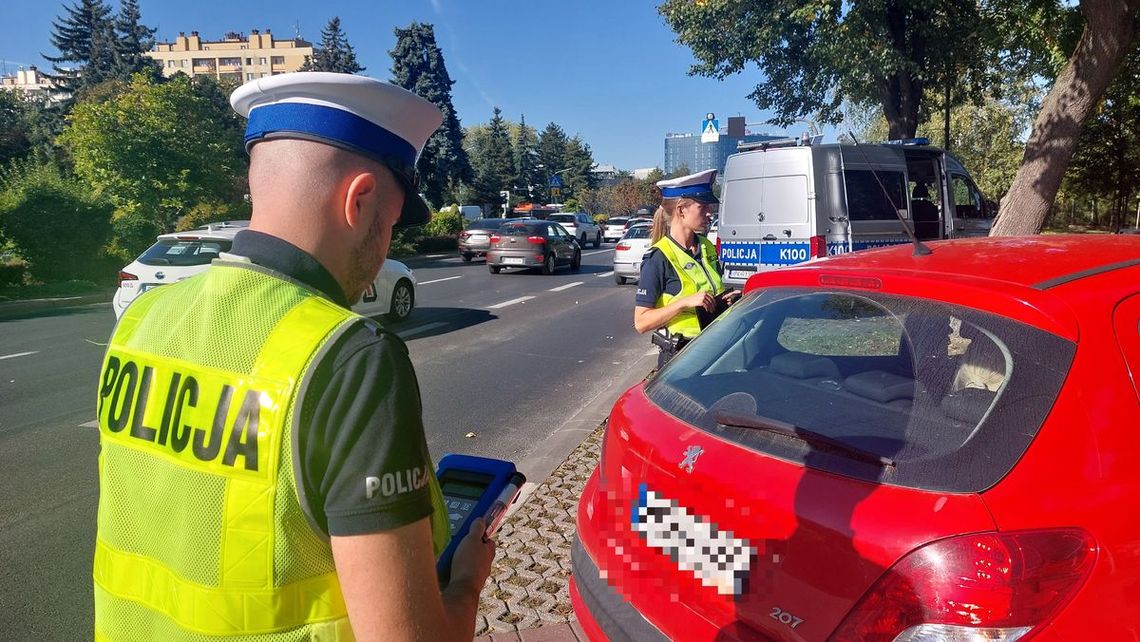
xmin=93 ymin=260 xmax=449 ymax=641
xmin=652 ymin=235 xmax=724 ymax=338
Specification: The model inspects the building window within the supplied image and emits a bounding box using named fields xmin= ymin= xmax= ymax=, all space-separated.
xmin=271 ymin=56 xmax=285 ymax=65
xmin=259 ymin=57 xmax=267 ymax=65
xmin=245 ymin=57 xmax=252 ymax=65
xmin=181 ymin=59 xmax=188 ymax=67
xmin=167 ymin=60 xmax=175 ymax=67
xmin=219 ymin=57 xmax=241 ymax=67
xmin=246 ymin=73 xmax=254 ymax=81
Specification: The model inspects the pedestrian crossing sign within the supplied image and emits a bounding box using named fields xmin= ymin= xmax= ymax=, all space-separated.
xmin=701 ymin=115 xmax=720 ymax=143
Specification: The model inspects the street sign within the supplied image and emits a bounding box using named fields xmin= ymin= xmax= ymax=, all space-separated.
xmin=701 ymin=112 xmax=720 ymax=144
xmin=548 ymin=175 xmax=564 ymax=188
xmin=550 ymin=187 xmax=562 ymax=200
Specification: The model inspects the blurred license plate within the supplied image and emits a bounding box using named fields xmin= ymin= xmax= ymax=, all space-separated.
xmin=727 ymin=269 xmax=756 ymax=280
xmin=503 ymin=258 xmax=525 ymax=265
xmin=139 ymin=284 xmax=163 ymax=292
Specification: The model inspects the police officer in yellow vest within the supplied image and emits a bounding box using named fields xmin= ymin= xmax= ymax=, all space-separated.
xmin=93 ymin=73 xmax=495 ymax=641
xmin=634 ymin=169 xmax=740 ymax=367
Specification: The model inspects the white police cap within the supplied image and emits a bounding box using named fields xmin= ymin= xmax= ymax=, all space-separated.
xmin=230 ymin=72 xmax=443 ymax=227
xmin=656 ymin=168 xmax=719 ymax=204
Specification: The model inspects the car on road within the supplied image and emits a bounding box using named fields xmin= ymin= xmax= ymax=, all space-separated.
xmin=612 ymin=224 xmax=652 ymax=285
xmin=458 ymin=218 xmax=505 ymax=262
xmin=114 ymin=221 xmax=418 ymax=322
xmin=550 ymin=212 xmax=602 ymax=248
xmin=603 ymin=217 xmax=629 ymax=242
xmin=625 ymin=216 xmax=652 ymax=230
xmin=572 ymin=235 xmax=1140 ymax=641
xmin=486 ymin=219 xmax=581 ymax=275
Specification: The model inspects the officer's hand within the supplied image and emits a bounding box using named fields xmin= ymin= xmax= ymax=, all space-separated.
xmin=719 ymin=290 xmax=741 ymax=306
xmin=449 ymin=517 xmax=495 ymax=593
xmin=682 ymin=291 xmax=715 ymax=313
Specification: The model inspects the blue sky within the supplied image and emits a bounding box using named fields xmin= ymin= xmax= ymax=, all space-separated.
xmin=0 ymin=0 xmax=816 ymax=171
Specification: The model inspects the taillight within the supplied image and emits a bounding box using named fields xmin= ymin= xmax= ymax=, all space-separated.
xmin=810 ymin=234 xmax=827 ymax=258
xmin=830 ymin=529 xmax=1096 ymax=642
xmin=616 ymin=243 xmax=631 ymax=251
xmin=527 ymin=236 xmax=546 ymax=245
xmin=489 ymin=234 xmax=501 ymax=243
xmin=118 ymin=271 xmax=138 ymax=286
xmin=459 ymin=232 xmax=469 ymax=240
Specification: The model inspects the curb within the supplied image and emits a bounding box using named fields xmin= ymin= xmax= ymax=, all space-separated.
xmin=0 ymin=293 xmax=111 ymax=321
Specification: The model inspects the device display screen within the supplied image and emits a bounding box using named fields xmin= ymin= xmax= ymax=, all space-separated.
xmin=441 ymin=473 xmax=492 ymax=533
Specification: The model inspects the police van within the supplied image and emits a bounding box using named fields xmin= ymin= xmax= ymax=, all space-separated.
xmin=717 ymin=138 xmax=995 ymax=286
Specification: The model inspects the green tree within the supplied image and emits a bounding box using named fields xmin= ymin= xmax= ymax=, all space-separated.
xmin=0 ymin=91 xmax=33 ymax=166
xmin=59 ymin=74 xmax=247 ymax=258
xmin=470 ymin=107 xmax=514 ymax=211
xmin=537 ymin=122 xmax=568 ymax=202
xmin=390 ymin=22 xmax=472 ymax=208
xmin=659 ymin=0 xmax=1002 ymax=139
xmin=111 ymin=0 xmax=160 ymax=80
xmin=300 ymin=17 xmax=365 ymax=74
xmin=44 ymin=0 xmax=117 ymax=98
xmin=562 ymin=135 xmax=597 ymax=196
xmin=512 ymin=114 xmax=542 ymax=202
xmin=0 ymin=161 xmax=113 ymax=281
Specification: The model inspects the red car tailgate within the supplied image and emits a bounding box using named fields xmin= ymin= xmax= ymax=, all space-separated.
xmin=579 ymin=385 xmax=997 ymax=641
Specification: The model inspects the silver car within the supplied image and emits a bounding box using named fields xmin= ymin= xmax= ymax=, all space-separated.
xmin=458 ymin=218 xmax=504 ymax=262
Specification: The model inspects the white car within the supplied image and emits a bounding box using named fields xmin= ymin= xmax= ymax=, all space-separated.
xmin=612 ymin=224 xmax=652 ymax=285
xmin=113 ymin=221 xmax=417 ymax=322
xmin=548 ymin=212 xmax=602 ymax=248
xmin=602 ymin=216 xmax=629 ymax=242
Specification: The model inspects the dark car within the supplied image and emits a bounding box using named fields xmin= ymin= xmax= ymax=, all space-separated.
xmin=486 ymin=220 xmax=581 ymax=275
xmin=458 ymin=218 xmax=505 ymax=262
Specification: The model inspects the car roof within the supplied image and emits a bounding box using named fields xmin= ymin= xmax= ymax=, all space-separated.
xmin=750 ymin=235 xmax=1140 ymax=341
xmin=156 ymin=220 xmax=249 ymax=242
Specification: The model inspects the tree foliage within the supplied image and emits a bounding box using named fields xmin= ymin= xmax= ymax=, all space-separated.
xmin=512 ymin=114 xmax=542 ymax=202
xmin=45 ymin=0 xmax=117 ymax=97
xmin=300 ymin=17 xmax=365 ymax=74
xmin=390 ymin=22 xmax=471 ymax=208
xmin=112 ymin=0 xmax=161 ymax=81
xmin=0 ymin=91 xmax=34 ymax=167
xmin=470 ymin=107 xmax=514 ymax=209
xmin=0 ymin=161 xmax=113 ymax=281
xmin=59 ymin=74 xmax=246 ymax=258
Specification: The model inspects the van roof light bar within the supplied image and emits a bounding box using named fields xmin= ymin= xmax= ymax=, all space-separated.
xmin=737 ymin=135 xmax=819 ymax=153
xmin=882 ymin=137 xmax=931 ymax=146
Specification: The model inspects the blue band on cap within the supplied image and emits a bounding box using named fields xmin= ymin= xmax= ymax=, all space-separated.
xmin=244 ymin=102 xmax=417 ymax=170
xmin=661 ymin=184 xmax=713 ymax=199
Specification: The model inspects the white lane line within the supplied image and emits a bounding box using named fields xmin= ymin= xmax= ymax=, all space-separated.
xmin=417 ymin=276 xmax=463 ymax=285
xmin=425 ymin=253 xmax=450 ymax=258
xmin=595 ymin=271 xmax=614 ymax=277
xmin=79 ymin=420 xmax=99 ymax=429
xmin=548 ymin=282 xmax=583 ymax=292
xmin=400 ymin=321 xmax=447 ymax=338
xmin=0 ymin=351 xmax=38 ymax=361
xmin=487 ymin=296 xmax=535 ymax=309
xmin=583 ymin=249 xmax=613 ymax=256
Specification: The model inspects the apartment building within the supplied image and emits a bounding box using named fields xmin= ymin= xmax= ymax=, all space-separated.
xmin=146 ymin=29 xmax=313 ymax=82
xmin=0 ymin=66 xmax=65 ymax=102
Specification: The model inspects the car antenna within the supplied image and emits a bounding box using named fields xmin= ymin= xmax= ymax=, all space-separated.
xmin=847 ymin=131 xmax=932 ymax=257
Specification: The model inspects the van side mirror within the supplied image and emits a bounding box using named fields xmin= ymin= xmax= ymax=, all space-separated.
xmin=983 ymin=199 xmax=998 ymax=218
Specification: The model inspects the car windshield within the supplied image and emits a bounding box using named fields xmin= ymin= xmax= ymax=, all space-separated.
xmin=467 ymin=219 xmax=503 ymax=231
xmin=501 ymin=223 xmax=538 ymax=236
xmin=644 ymin=288 xmax=1075 ymax=492
xmin=549 ymin=214 xmax=575 ymax=224
xmin=138 ymin=238 xmax=231 ymax=267
xmin=623 ymin=226 xmax=651 ymax=240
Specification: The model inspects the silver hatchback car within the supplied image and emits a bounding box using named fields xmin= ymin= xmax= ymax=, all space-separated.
xmin=458 ymin=218 xmax=505 ymax=262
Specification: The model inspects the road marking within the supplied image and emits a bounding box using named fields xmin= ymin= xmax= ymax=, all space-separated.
xmin=401 ymin=321 xmax=447 ymax=338
xmin=418 ymin=276 xmax=463 ymax=285
xmin=487 ymin=296 xmax=535 ymax=309
xmin=549 ymin=281 xmax=583 ymax=292
xmin=425 ymin=253 xmax=450 ymax=258
xmin=583 ymin=249 xmax=613 ymax=257
xmin=595 ymin=271 xmax=614 ymax=277
xmin=79 ymin=420 xmax=99 ymax=429
xmin=0 ymin=351 xmax=38 ymax=361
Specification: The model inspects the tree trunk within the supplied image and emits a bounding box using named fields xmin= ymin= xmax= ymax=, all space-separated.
xmin=991 ymin=0 xmax=1140 ymax=236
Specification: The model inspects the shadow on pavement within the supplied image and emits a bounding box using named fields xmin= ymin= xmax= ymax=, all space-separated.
xmin=381 ymin=306 xmax=498 ymax=341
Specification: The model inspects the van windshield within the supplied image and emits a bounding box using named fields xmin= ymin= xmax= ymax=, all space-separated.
xmin=644 ymin=288 xmax=1075 ymax=492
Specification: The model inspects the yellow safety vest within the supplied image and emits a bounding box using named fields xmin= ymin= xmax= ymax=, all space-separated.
xmin=93 ymin=261 xmax=449 ymax=641
xmin=653 ymin=235 xmax=724 ymax=338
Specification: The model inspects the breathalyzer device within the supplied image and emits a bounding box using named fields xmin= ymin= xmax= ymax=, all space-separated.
xmin=435 ymin=454 xmax=526 ymax=582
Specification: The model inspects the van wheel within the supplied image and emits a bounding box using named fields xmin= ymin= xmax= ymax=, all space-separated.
xmin=615 ymin=274 xmax=626 ymax=285
xmin=594 ymin=232 xmax=601 ymax=248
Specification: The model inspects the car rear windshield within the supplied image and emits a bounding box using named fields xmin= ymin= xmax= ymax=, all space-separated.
xmin=467 ymin=219 xmax=503 ymax=231
xmin=623 ymin=226 xmax=651 ymax=240
xmin=501 ymin=222 xmax=539 ymax=236
xmin=644 ymin=288 xmax=1075 ymax=493
xmin=138 ymin=238 xmax=231 ymax=267
xmin=609 ymin=217 xmax=629 ymax=226
xmin=549 ymin=214 xmax=575 ymax=224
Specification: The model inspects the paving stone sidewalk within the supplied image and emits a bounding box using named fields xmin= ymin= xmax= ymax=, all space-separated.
xmin=474 ymin=422 xmax=606 ymax=636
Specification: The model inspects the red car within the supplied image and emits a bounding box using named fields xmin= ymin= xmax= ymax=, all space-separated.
xmin=572 ymin=235 xmax=1140 ymax=641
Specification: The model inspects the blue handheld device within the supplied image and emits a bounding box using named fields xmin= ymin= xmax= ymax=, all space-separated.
xmin=435 ymin=454 xmax=521 ymax=582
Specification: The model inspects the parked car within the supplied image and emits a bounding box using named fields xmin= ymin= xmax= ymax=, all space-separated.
xmin=549 ymin=212 xmax=602 ymax=248
xmin=114 ymin=221 xmax=418 ymax=322
xmin=572 ymin=235 xmax=1140 ymax=641
xmin=625 ymin=216 xmax=652 ymax=230
xmin=612 ymin=224 xmax=652 ymax=285
xmin=458 ymin=218 xmax=504 ymax=262
xmin=486 ymin=220 xmax=581 ymax=275
xmin=603 ymin=216 xmax=629 ymax=242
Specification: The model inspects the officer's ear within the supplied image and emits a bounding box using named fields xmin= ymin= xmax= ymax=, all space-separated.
xmin=342 ymin=170 xmax=378 ymax=234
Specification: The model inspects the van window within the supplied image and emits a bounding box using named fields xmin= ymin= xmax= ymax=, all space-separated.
xmin=644 ymin=288 xmax=1075 ymax=492
xmin=951 ymin=175 xmax=989 ymax=219
xmin=844 ymin=170 xmax=907 ymax=221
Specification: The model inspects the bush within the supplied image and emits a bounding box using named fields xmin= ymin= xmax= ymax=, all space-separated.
xmin=0 ymin=163 xmax=114 ymax=282
xmin=415 ymin=235 xmax=458 ymax=252
xmin=0 ymin=259 xmax=26 ymax=286
xmin=593 ymin=213 xmax=608 ymax=225
xmin=175 ymin=200 xmax=251 ymax=231
xmin=425 ymin=210 xmax=463 ymax=237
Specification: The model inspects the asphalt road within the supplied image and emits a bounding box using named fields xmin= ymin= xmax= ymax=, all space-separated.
xmin=0 ymin=245 xmax=653 ymax=640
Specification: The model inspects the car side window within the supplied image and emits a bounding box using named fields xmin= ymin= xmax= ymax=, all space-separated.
xmin=546 ymin=225 xmax=559 ymax=238
xmin=951 ymin=175 xmax=984 ymax=219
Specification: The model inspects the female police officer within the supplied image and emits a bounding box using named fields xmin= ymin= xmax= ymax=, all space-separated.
xmin=634 ymin=169 xmax=739 ymax=367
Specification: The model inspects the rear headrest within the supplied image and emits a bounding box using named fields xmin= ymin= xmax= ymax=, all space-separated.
xmin=845 ymin=370 xmax=915 ymax=403
xmin=912 ymin=183 xmax=930 ymax=199
xmin=769 ymin=352 xmax=840 ymax=380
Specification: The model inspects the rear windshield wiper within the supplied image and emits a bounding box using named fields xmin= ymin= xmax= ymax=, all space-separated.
xmin=714 ymin=411 xmax=896 ymax=468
